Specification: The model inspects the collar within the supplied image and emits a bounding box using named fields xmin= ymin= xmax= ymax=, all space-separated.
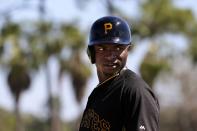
xmin=96 ymin=67 xmax=127 ymax=88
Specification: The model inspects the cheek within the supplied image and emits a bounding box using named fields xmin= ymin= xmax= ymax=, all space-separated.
xmin=119 ymin=50 xmax=128 ymax=59
xmin=117 ymin=51 xmax=128 ymax=67
xmin=95 ymin=53 xmax=103 ymax=64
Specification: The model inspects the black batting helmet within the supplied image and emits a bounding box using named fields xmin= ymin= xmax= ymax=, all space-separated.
xmin=87 ymin=16 xmax=132 ymax=63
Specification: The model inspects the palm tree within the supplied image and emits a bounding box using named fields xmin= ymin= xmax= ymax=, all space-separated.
xmin=59 ymin=24 xmax=91 ymax=104
xmin=130 ymin=0 xmax=196 ymax=87
xmin=26 ymin=20 xmax=91 ymax=131
xmin=8 ymin=64 xmax=30 ymax=131
xmin=0 ymin=20 xmax=32 ymax=131
xmin=27 ymin=20 xmax=63 ymax=131
xmin=140 ymin=43 xmax=169 ymax=87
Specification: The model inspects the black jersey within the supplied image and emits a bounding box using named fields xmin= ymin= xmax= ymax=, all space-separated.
xmin=79 ymin=69 xmax=159 ymax=131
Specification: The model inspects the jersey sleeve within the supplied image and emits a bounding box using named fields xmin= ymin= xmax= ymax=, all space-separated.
xmin=121 ymin=76 xmax=160 ymax=131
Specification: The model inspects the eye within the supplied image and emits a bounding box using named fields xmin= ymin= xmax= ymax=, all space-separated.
xmin=95 ymin=46 xmax=104 ymax=52
xmin=99 ymin=47 xmax=104 ymax=51
xmin=116 ymin=47 xmax=120 ymax=51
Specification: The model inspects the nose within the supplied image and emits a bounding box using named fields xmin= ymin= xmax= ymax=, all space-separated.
xmin=104 ymin=51 xmax=116 ymax=61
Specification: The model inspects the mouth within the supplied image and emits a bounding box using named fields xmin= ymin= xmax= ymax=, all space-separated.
xmin=103 ymin=63 xmax=119 ymax=69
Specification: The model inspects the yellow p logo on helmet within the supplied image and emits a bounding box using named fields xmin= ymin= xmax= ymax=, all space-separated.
xmin=104 ymin=23 xmax=112 ymax=34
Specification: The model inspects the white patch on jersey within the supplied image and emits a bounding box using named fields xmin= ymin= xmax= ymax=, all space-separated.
xmin=139 ymin=125 xmax=146 ymax=130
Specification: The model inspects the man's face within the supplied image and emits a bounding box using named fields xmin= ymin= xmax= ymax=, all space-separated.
xmin=94 ymin=43 xmax=130 ymax=77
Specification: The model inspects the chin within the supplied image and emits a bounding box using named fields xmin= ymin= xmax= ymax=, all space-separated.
xmin=103 ymin=68 xmax=120 ymax=76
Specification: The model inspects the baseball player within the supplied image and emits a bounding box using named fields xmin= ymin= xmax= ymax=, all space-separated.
xmin=79 ymin=16 xmax=159 ymax=131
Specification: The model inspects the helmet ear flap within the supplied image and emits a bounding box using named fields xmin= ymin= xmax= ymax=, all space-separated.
xmin=87 ymin=46 xmax=95 ymax=64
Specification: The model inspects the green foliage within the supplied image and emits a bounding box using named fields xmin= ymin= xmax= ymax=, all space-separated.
xmin=57 ymin=23 xmax=91 ymax=103
xmin=61 ymin=24 xmax=85 ymax=50
xmin=0 ymin=107 xmax=72 ymax=131
xmin=133 ymin=0 xmax=195 ymax=38
xmin=140 ymin=45 xmax=169 ymax=87
xmin=189 ymin=39 xmax=197 ymax=63
xmin=37 ymin=22 xmax=53 ymax=34
xmin=134 ymin=0 xmax=196 ymax=88
xmin=1 ymin=22 xmax=21 ymax=38
xmin=0 ymin=108 xmax=15 ymax=131
xmin=0 ymin=17 xmax=91 ymax=130
xmin=59 ymin=42 xmax=91 ymax=103
xmin=66 ymin=55 xmax=91 ymax=102
xmin=188 ymin=22 xmax=197 ymax=64
xmin=7 ymin=64 xmax=31 ymax=101
xmin=0 ymin=39 xmax=4 ymax=57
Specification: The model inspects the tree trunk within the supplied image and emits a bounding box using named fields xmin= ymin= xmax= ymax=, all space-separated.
xmin=14 ymin=97 xmax=24 ymax=131
xmin=44 ymin=62 xmax=61 ymax=131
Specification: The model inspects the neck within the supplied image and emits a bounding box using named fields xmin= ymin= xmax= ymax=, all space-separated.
xmin=97 ymin=70 xmax=121 ymax=84
xmin=97 ymin=72 xmax=119 ymax=87
xmin=98 ymin=67 xmax=128 ymax=82
xmin=97 ymin=73 xmax=111 ymax=83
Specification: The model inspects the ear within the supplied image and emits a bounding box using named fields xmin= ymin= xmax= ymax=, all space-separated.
xmin=87 ymin=46 xmax=95 ymax=64
xmin=127 ymin=44 xmax=133 ymax=52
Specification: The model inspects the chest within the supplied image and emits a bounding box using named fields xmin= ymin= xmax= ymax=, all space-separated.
xmin=86 ymin=84 xmax=124 ymax=127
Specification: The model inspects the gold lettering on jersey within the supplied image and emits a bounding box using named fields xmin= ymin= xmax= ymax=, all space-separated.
xmin=80 ymin=109 xmax=111 ymax=130
xmin=104 ymin=23 xmax=112 ymax=34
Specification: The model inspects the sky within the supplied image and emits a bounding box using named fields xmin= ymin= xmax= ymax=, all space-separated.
xmin=0 ymin=0 xmax=197 ymax=122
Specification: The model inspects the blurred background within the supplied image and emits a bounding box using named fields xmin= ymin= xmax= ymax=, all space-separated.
xmin=0 ymin=0 xmax=197 ymax=131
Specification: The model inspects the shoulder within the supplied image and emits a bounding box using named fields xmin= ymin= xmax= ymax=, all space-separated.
xmin=121 ymin=69 xmax=148 ymax=91
xmin=121 ymin=69 xmax=159 ymax=104
xmin=120 ymin=69 xmax=160 ymax=131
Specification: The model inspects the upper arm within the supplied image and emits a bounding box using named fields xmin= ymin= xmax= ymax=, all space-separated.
xmin=121 ymin=80 xmax=160 ymax=131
